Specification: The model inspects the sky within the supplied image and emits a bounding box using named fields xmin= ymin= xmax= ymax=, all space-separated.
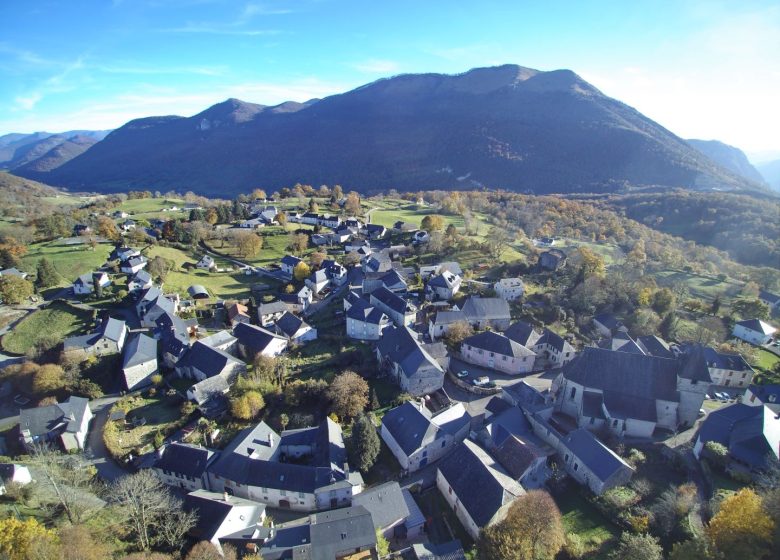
xmin=1 ymin=0 xmax=779 ymax=161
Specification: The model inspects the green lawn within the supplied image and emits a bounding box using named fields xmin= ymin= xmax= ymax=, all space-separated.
xmin=1 ymin=302 xmax=92 ymax=355
xmin=19 ymin=240 xmax=112 ymax=285
xmin=370 ymin=204 xmax=467 ymax=231
xmin=653 ymin=269 xmax=739 ymax=303
xmin=116 ymin=197 xmax=187 ymax=220
xmin=105 ymin=395 xmax=184 ymax=457
xmin=755 ymin=348 xmax=780 ymax=370
xmin=558 ymin=492 xmax=619 ymax=558
xmin=556 ymin=238 xmax=625 ymax=267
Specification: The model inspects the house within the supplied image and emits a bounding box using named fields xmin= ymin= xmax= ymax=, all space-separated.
xmin=419 ymin=262 xmax=463 ymax=279
xmin=428 ymin=309 xmax=467 ymax=341
xmin=377 ymin=325 xmax=445 ymax=396
xmin=206 ymin=419 xmax=364 ymax=512
xmin=413 ymin=230 xmax=430 ymax=244
xmin=280 ymin=255 xmax=303 ymax=278
xmin=306 ymin=269 xmax=330 ymax=295
xmin=113 ymin=246 xmax=141 ymax=262
xmin=506 ymin=323 xmax=577 ymax=368
xmin=733 ymin=318 xmax=777 ymax=345
xmin=177 ymin=341 xmax=246 ymax=408
xmin=636 ymin=335 xmax=675 ymax=359
xmin=73 ymin=223 xmax=91 ymax=236
xmin=599 ymin=331 xmax=645 ymax=354
xmin=557 ymin=428 xmax=635 ymax=495
xmin=121 ymin=219 xmax=136 ymax=232
xmin=239 ymin=217 xmax=266 ymax=229
xmin=72 ymin=271 xmax=110 ymax=295
xmin=226 ymin=302 xmax=251 ymax=327
xmin=199 ymin=330 xmax=238 ymax=355
xmin=393 ymin=220 xmax=417 ymax=233
xmin=122 ymin=333 xmax=158 ymax=391
xmin=0 ymin=464 xmax=32 ymax=496
xmin=680 ymin=344 xmax=754 ymax=388
xmin=258 ymin=505 xmax=376 ymax=560
xmin=127 ymin=270 xmax=153 ymax=293
xmin=233 ymin=322 xmax=288 ymax=359
xmin=346 ymin=296 xmax=390 ymax=341
xmin=63 ymin=317 xmax=127 ymax=360
xmin=494 ymin=278 xmax=524 ymax=301
xmin=363 ymin=269 xmax=407 ymax=294
xmin=151 ymin=442 xmax=219 ymax=491
xmin=112 ymin=210 xmax=129 ymax=219
xmin=352 ymin=481 xmax=423 ymax=540
xmin=461 ymin=296 xmax=511 ymax=331
xmin=461 ymin=331 xmax=536 ymax=375
xmin=411 ymin=541 xmax=466 ymax=560
xmin=257 ymin=300 xmax=289 ymax=326
xmin=553 ymin=347 xmax=711 ymax=438
xmin=0 ymin=267 xmax=28 ymax=280
xmin=155 ymin=311 xmax=192 ymax=368
xmin=363 ymin=251 xmax=392 ymax=274
xmin=592 ymin=313 xmax=624 ymax=337
xmin=693 ymin=403 xmax=780 ymax=472
xmin=426 ymin=271 xmax=462 ymax=301
xmin=759 ymin=290 xmax=780 ymax=312
xmin=743 ymin=384 xmax=780 ymax=413
xmin=370 ymin=286 xmax=416 ymax=327
xmin=137 ymin=286 xmax=179 ymax=327
xmin=195 ymin=255 xmax=216 ymax=270
xmin=381 ymin=401 xmax=471 ymax=473
xmin=120 ymin=255 xmax=148 ymax=274
xmin=436 ymin=439 xmax=524 ymax=540
xmin=538 ymin=249 xmax=566 ymax=271
xmin=366 ymin=223 xmax=387 ymax=240
xmin=18 ymin=396 xmax=92 ymax=452
xmin=273 ymin=312 xmax=318 ymax=344
xmin=184 ymin=490 xmax=266 ymax=556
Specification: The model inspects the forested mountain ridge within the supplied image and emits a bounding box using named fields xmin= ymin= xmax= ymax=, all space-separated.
xmin=20 ymin=64 xmax=766 ymax=197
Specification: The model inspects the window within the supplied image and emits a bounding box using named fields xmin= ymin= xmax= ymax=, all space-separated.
xmin=570 ymin=387 xmax=576 ymax=400
xmin=441 ymin=440 xmax=446 ymax=448
xmin=564 ymin=453 xmax=569 ymax=462
xmin=502 ymin=355 xmax=507 ymax=361
xmin=299 ymin=492 xmax=305 ymax=498
xmin=613 ymin=419 xmax=618 ymax=427
xmin=574 ymin=463 xmax=579 ymax=471
xmin=490 ymin=352 xmax=494 ymax=357
xmin=280 ymin=489 xmax=286 ymax=496
xmin=589 ymin=417 xmax=595 ymax=425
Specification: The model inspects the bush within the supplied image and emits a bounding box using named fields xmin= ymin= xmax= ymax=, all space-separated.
xmin=626 ymin=448 xmax=646 ymax=467
xmin=2 ymin=481 xmax=33 ymax=504
xmin=561 ymin=533 xmax=587 ymax=559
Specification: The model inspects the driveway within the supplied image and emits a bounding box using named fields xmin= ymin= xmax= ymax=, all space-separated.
xmin=85 ymin=395 xmax=129 ymax=482
xmin=447 ymin=355 xmax=557 ymax=393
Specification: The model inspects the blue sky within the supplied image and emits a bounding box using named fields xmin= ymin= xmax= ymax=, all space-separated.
xmin=1 ymin=0 xmax=778 ymax=158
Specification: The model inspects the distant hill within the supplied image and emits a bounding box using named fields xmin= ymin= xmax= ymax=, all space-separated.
xmin=14 ymin=135 xmax=98 ymax=175
xmin=757 ymin=159 xmax=780 ymax=191
xmin=0 ymin=130 xmax=109 ymax=170
xmin=20 ymin=65 xmax=766 ymax=197
xmin=687 ymin=139 xmax=767 ymax=185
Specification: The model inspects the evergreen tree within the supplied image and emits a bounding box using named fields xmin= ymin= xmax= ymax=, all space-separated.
xmin=35 ymin=258 xmax=60 ymax=288
xmin=348 ymin=414 xmax=380 ymax=473
xmin=369 ymin=388 xmax=380 ymax=411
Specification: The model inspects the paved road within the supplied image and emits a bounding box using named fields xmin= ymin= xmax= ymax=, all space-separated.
xmin=85 ymin=395 xmax=129 ymax=482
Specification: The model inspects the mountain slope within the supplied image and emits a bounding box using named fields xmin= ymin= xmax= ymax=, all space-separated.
xmin=757 ymin=159 xmax=780 ymax=191
xmin=13 ymin=135 xmax=98 ymax=175
xmin=0 ymin=130 xmax=109 ymax=170
xmin=26 ymin=65 xmax=763 ymax=196
xmin=687 ymin=139 xmax=766 ymax=185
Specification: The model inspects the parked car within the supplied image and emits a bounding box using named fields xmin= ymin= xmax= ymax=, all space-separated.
xmin=698 ymin=409 xmax=706 ymax=417
xmin=456 ymin=370 xmax=469 ymax=379
xmin=472 ymin=376 xmax=490 ymax=387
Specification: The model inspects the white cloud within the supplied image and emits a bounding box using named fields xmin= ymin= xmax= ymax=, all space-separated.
xmin=14 ymin=92 xmax=42 ymax=110
xmin=161 ymin=25 xmax=282 ymax=35
xmin=352 ymin=59 xmax=401 ymax=74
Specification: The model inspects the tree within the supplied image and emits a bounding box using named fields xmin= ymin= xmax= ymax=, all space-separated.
xmin=652 ymin=288 xmax=676 ymax=315
xmin=96 ymin=216 xmax=120 ymax=241
xmin=348 ymin=413 xmax=380 ymax=473
xmin=275 ymin=212 xmax=288 ymax=227
xmin=711 ymin=294 xmax=722 ymax=315
xmin=608 ymin=532 xmax=663 ymax=560
xmin=668 ymin=536 xmax=719 ymax=560
xmin=626 ymin=309 xmax=661 ymax=337
xmin=30 ymin=444 xmax=98 ymax=524
xmin=707 ymin=488 xmax=774 ymax=560
xmin=185 ymin=541 xmax=239 ymax=560
xmin=35 ymin=258 xmax=60 ymax=288
xmin=0 ymin=517 xmax=59 ymax=560
xmin=59 ymin=524 xmax=115 ymax=560
xmin=294 ymin=261 xmax=311 ymax=281
xmin=444 ymin=320 xmax=473 ymax=347
xmin=575 ymin=246 xmax=606 ymax=279
xmin=344 ymin=191 xmax=361 ymax=215
xmin=327 ymin=371 xmax=369 ymax=419
xmin=234 ymin=231 xmax=263 ymax=257
xmin=375 ymin=529 xmax=390 ymax=556
xmin=484 ymin=226 xmax=512 ymax=260
xmin=230 ymin=391 xmax=265 ymax=420
xmin=421 ymin=214 xmax=445 ymax=232
xmin=731 ymin=298 xmax=770 ymax=321
xmin=32 ymin=363 xmax=67 ymax=394
xmin=477 ymin=490 xmax=565 ymax=560
xmin=252 ymin=188 xmax=267 ymax=200
xmin=0 ymin=275 xmax=34 ymax=304
xmin=309 ymin=251 xmax=326 ymax=268
xmin=626 ymin=239 xmax=647 ymax=270
xmin=289 ymin=232 xmax=309 ymax=255
xmin=252 ymin=353 xmax=278 ymax=382
xmin=692 ymin=316 xmax=727 ymax=345
xmin=111 ymin=470 xmax=196 ymax=551
xmin=308 ymin=198 xmax=319 ymax=213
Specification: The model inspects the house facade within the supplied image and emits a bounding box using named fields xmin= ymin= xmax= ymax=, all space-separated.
xmin=122 ymin=332 xmax=159 ymax=391
xmin=494 ymin=278 xmax=524 ymax=301
xmin=370 ymin=286 xmax=416 ymax=327
xmin=732 ymin=319 xmax=776 ymax=345
xmin=461 ymin=331 xmax=536 ymax=375
xmin=376 ymin=325 xmax=445 ymax=396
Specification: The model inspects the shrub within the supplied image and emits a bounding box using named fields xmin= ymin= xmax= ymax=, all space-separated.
xmin=626 ymin=448 xmax=646 ymax=467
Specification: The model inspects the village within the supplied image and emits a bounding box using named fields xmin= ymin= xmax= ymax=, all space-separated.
xmin=0 ymin=189 xmax=779 ymax=560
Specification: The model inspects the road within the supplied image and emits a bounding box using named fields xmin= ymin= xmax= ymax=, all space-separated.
xmin=85 ymin=395 xmax=129 ymax=482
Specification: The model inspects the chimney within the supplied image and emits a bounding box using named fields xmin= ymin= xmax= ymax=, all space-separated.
xmin=223 ymin=491 xmax=230 ymax=503
xmin=343 ymin=462 xmax=350 ymax=477
xmin=267 ymin=432 xmax=274 ymax=447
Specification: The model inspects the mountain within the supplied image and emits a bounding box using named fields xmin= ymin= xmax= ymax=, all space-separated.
xmin=756 ymin=159 xmax=780 ymax=191
xmin=23 ymin=65 xmax=766 ymax=196
xmin=0 ymin=130 xmax=110 ymax=170
xmin=687 ymin=139 xmax=766 ymax=185
xmin=14 ymin=135 xmax=99 ymax=175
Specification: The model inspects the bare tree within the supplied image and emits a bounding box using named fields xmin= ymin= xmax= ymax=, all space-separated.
xmin=30 ymin=444 xmax=99 ymax=524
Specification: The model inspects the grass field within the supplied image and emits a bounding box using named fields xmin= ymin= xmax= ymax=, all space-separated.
xmin=1 ymin=302 xmax=92 ymax=355
xmin=755 ymin=348 xmax=780 ymax=370
xmin=210 ymin=225 xmax=317 ymax=268
xmin=370 ymin=204 xmax=468 ymax=231
xmin=19 ymin=241 xmax=112 ymax=285
xmin=558 ymin=492 xmax=618 ymax=558
xmin=653 ymin=269 xmax=740 ymax=303
xmin=104 ymin=395 xmax=183 ymax=457
xmin=115 ymin=197 xmax=187 ymax=220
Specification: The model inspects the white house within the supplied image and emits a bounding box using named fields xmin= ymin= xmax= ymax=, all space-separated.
xmin=196 ymin=255 xmax=216 ymax=270
xmin=273 ymin=312 xmax=318 ymax=344
xmin=120 ymin=255 xmax=148 ymax=274
xmin=426 ymin=271 xmax=462 ymax=301
xmin=461 ymin=331 xmax=536 ymax=375
xmin=0 ymin=464 xmax=33 ymax=495
xmin=280 ymin=255 xmax=303 ymax=279
xmin=121 ymin=333 xmax=159 ymax=391
xmin=494 ymin=278 xmax=524 ymax=301
xmin=733 ymin=319 xmax=777 ymax=345
xmin=346 ymin=297 xmax=390 ymax=341
xmin=150 ymin=442 xmax=218 ymax=491
xmin=73 ymin=271 xmax=110 ymax=295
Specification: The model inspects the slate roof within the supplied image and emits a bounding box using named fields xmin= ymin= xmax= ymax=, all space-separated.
xmin=352 ymin=481 xmax=409 ymax=530
xmin=176 ymin=340 xmax=242 ymax=378
xmin=464 ymin=331 xmax=535 ymax=358
xmin=258 ymin=300 xmax=289 ymax=317
xmin=123 ymin=255 xmax=147 ymax=268
xmin=376 ymin=325 xmax=443 ymax=379
xmin=412 ymin=541 xmax=467 ymax=560
xmin=461 ymin=297 xmax=510 ymax=322
xmin=759 ymin=290 xmax=780 ymax=305
xmin=436 ymin=440 xmax=524 ymax=527
xmin=698 ymin=403 xmax=780 ymax=468
xmin=747 ymin=384 xmax=780 ymax=406
xmin=563 ymin=347 xmax=681 ymax=404
xmin=593 ymin=313 xmax=621 ymax=331
xmin=226 ymin=302 xmax=249 ymax=322
xmin=130 ymin=269 xmax=152 ymax=285
xmin=492 ymin=435 xmax=546 ymax=480
xmin=538 ymin=329 xmax=575 ymax=354
xmin=281 ymin=255 xmax=303 ymax=267
xmin=346 ymin=298 xmax=388 ymax=325
xmin=735 ymin=318 xmax=777 ymax=335
xmin=599 ymin=331 xmax=645 ymax=354
xmin=19 ymin=396 xmax=90 ymax=438
xmin=560 ymin=428 xmax=633 ymax=482
xmin=636 ymin=335 xmax=674 ymax=359
xmin=101 ymin=317 xmax=126 ymax=343
xmin=200 ymin=330 xmax=237 ymax=350
xmin=429 ymin=271 xmax=459 ymax=289
xmin=122 ymin=333 xmax=157 ymax=369
xmin=152 ymin=442 xmax=216 ymax=478
xmin=431 ymin=310 xmax=467 ymax=326
xmin=503 ymin=321 xmax=541 ymax=347
xmin=382 ymin=402 xmax=438 ymax=456
xmin=371 ymin=286 xmax=412 ymax=315
xmin=275 ymin=312 xmax=306 ymax=338
xmin=234 ymin=322 xmax=286 ymax=354
xmin=184 ymin=489 xmax=265 ymax=543
xmin=187 ymin=284 xmax=209 ymax=298
xmin=677 ymin=345 xmax=716 ymax=383
xmin=189 ymin=373 xmax=235 ymax=405
xmin=308 ymin=505 xmax=376 ymax=560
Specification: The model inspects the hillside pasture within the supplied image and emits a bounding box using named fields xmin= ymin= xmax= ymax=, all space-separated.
xmin=19 ymin=240 xmax=112 ymax=285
